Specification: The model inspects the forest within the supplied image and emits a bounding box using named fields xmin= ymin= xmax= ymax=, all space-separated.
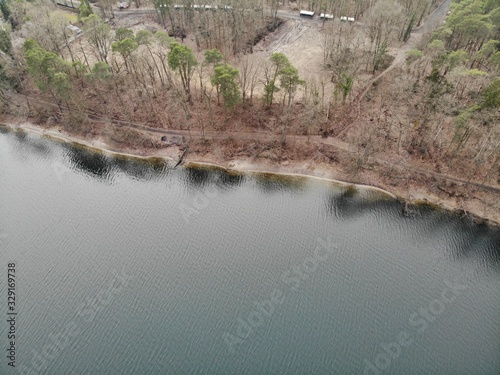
xmin=0 ymin=0 xmax=499 ymax=220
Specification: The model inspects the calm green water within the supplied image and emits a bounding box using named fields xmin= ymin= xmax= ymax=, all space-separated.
xmin=0 ymin=127 xmax=499 ymax=375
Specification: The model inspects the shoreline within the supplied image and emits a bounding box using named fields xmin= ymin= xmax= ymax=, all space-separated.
xmin=1 ymin=120 xmax=499 ymax=227
xmin=184 ymin=160 xmax=398 ymax=198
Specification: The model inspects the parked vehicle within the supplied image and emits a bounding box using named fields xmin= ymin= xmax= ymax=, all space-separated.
xmin=340 ymin=16 xmax=355 ymax=22
xmin=299 ymin=10 xmax=315 ymax=17
xmin=66 ymin=25 xmax=83 ymax=34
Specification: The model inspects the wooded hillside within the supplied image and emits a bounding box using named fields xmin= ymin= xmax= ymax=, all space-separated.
xmin=0 ymin=0 xmax=498 ymax=204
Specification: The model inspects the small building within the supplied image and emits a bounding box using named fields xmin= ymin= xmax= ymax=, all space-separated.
xmin=299 ymin=10 xmax=315 ymax=17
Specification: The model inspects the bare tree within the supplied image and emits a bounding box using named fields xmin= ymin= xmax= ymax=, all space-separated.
xmin=323 ymin=20 xmax=366 ymax=103
xmin=238 ymin=55 xmax=261 ymax=105
xmin=84 ymin=15 xmax=113 ymax=64
xmin=365 ymin=0 xmax=403 ymax=72
xmin=24 ymin=5 xmax=68 ymax=56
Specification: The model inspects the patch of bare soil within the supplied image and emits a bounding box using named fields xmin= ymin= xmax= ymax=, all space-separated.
xmin=253 ymin=19 xmax=325 ymax=78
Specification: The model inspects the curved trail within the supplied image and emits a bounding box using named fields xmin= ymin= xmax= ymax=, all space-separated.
xmin=335 ymin=0 xmax=451 ymax=137
xmin=357 ymin=0 xmax=451 ymax=103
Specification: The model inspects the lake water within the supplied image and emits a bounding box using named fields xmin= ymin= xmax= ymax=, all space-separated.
xmin=1 ymin=127 xmax=499 ymax=375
